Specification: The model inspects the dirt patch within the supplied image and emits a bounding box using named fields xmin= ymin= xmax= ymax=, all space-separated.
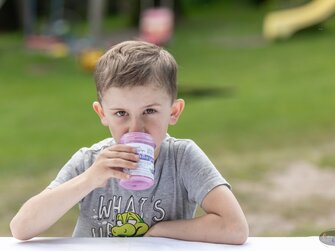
xmin=236 ymin=161 xmax=335 ymax=236
xmin=270 ymin=161 xmax=335 ymax=201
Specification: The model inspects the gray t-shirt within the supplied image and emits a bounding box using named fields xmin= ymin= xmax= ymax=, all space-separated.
xmin=48 ymin=135 xmax=230 ymax=237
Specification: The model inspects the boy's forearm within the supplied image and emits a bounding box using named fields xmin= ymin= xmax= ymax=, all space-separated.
xmin=10 ymin=172 xmax=95 ymax=240
xmin=146 ymin=213 xmax=248 ymax=245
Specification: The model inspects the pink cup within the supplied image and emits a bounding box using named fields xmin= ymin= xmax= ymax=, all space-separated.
xmin=119 ymin=132 xmax=155 ymax=190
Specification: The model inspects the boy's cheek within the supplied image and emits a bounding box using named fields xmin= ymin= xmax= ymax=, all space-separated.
xmin=99 ymin=115 xmax=111 ymax=127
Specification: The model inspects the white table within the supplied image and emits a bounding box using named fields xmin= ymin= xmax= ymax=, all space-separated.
xmin=0 ymin=237 xmax=332 ymax=251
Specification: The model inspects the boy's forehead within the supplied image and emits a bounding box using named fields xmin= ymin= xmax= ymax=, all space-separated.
xmin=102 ymin=85 xmax=170 ymax=105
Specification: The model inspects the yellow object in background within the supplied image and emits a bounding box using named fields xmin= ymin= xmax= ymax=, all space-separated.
xmin=263 ymin=0 xmax=335 ymax=41
xmin=49 ymin=43 xmax=69 ymax=58
xmin=79 ymin=49 xmax=104 ymax=72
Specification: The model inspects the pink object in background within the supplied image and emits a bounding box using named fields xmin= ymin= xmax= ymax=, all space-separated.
xmin=139 ymin=7 xmax=174 ymax=45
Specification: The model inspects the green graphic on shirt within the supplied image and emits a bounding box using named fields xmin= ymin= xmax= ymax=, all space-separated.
xmin=111 ymin=212 xmax=149 ymax=237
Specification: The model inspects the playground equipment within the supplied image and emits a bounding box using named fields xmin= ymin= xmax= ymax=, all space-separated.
xmin=22 ymin=0 xmax=76 ymax=58
xmin=263 ymin=0 xmax=335 ymax=41
xmin=22 ymin=0 xmax=104 ymax=73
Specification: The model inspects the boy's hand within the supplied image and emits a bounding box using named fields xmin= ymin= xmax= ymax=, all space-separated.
xmin=84 ymin=145 xmax=139 ymax=188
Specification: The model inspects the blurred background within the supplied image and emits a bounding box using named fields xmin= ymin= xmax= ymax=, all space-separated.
xmin=1 ymin=0 xmax=335 ymax=237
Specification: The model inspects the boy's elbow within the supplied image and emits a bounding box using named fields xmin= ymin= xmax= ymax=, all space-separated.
xmin=231 ymin=220 xmax=249 ymax=245
xmin=217 ymin=216 xmax=248 ymax=245
xmin=235 ymin=228 xmax=249 ymax=245
xmin=10 ymin=217 xmax=33 ymax=241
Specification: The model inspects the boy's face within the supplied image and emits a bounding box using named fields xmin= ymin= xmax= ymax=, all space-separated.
xmin=93 ymin=83 xmax=184 ymax=156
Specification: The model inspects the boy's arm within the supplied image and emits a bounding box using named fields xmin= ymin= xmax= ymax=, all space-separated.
xmin=10 ymin=173 xmax=95 ymax=240
xmin=145 ymin=185 xmax=249 ymax=244
xmin=10 ymin=145 xmax=138 ymax=240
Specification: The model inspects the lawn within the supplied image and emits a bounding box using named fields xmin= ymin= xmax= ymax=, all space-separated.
xmin=1 ymin=1 xmax=335 ymax=237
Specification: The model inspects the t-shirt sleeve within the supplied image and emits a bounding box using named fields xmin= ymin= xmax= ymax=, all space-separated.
xmin=47 ymin=148 xmax=89 ymax=189
xmin=177 ymin=140 xmax=231 ymax=205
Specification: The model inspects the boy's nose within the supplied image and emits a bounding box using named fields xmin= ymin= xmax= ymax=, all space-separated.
xmin=128 ymin=118 xmax=145 ymax=133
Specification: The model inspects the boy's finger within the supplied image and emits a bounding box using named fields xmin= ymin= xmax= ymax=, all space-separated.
xmin=108 ymin=158 xmax=138 ymax=169
xmin=106 ymin=144 xmax=138 ymax=153
xmin=104 ymin=150 xmax=139 ymax=162
xmin=108 ymin=168 xmax=130 ymax=180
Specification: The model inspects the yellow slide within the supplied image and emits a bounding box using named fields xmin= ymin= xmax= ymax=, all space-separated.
xmin=263 ymin=0 xmax=335 ymax=41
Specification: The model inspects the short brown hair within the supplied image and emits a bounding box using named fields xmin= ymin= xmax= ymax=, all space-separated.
xmin=94 ymin=40 xmax=177 ymax=103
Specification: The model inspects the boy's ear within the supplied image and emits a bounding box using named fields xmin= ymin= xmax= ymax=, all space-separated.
xmin=93 ymin=101 xmax=108 ymax=126
xmin=169 ymin=99 xmax=185 ymax=125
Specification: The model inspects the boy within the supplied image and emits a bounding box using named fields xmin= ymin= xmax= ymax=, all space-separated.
xmin=10 ymin=41 xmax=248 ymax=244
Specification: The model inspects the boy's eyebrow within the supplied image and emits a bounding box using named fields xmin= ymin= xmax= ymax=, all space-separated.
xmin=108 ymin=103 xmax=162 ymax=110
xmin=143 ymin=103 xmax=162 ymax=108
xmin=108 ymin=107 xmax=125 ymax=111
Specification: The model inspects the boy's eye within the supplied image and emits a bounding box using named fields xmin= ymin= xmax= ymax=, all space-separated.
xmin=115 ymin=111 xmax=128 ymax=117
xmin=144 ymin=108 xmax=156 ymax=114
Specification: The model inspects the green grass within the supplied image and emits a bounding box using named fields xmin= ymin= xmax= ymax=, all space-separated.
xmin=1 ymin=1 xmax=335 ymax=236
xmin=169 ymin=4 xmax=335 ymax=155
